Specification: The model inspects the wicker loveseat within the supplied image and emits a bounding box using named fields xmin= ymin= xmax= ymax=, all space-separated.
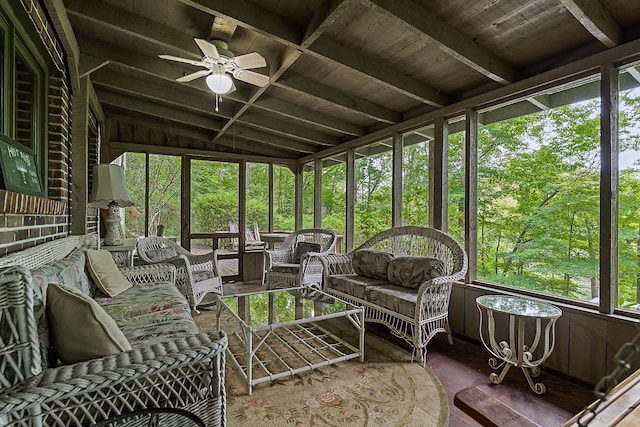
xmin=0 ymin=234 xmax=227 ymax=427
xmin=319 ymin=226 xmax=467 ymax=363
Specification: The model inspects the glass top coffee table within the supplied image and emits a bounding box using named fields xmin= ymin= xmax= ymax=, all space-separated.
xmin=216 ymin=287 xmax=365 ymax=394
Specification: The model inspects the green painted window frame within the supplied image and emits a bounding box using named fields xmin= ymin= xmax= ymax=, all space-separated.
xmin=0 ymin=4 xmax=48 ymax=196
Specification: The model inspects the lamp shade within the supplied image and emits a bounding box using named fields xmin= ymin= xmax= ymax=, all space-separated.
xmin=88 ymin=164 xmax=134 ymax=209
xmin=206 ymin=73 xmax=233 ymax=94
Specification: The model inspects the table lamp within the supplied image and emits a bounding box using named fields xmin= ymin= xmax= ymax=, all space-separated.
xmin=88 ymin=164 xmax=134 ymax=246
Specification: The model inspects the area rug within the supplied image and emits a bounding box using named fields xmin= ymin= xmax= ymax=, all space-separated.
xmin=195 ymin=309 xmax=449 ymax=427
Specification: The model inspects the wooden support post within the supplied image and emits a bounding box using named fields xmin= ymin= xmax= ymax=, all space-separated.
xmin=464 ymin=108 xmax=478 ymax=283
xmin=295 ymin=164 xmax=303 ymax=230
xmin=314 ymin=158 xmax=323 ymax=228
xmin=600 ymin=63 xmax=619 ymax=314
xmin=392 ymin=132 xmax=403 ymax=228
xmin=430 ymin=117 xmax=449 ymax=231
xmin=346 ymin=149 xmax=355 ymax=253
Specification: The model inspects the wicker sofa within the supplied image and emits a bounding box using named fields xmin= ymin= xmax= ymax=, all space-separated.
xmin=0 ymin=234 xmax=227 ymax=427
xmin=319 ymin=226 xmax=467 ymax=363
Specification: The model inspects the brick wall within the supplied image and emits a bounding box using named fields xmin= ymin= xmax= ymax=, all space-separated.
xmin=0 ymin=190 xmax=67 ymax=255
xmin=0 ymin=0 xmax=78 ymax=257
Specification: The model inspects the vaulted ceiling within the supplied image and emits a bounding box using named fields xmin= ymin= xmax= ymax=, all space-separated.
xmin=62 ymin=0 xmax=640 ymax=163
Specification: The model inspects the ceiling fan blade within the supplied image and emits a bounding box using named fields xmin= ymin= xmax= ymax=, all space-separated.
xmin=159 ymin=54 xmax=206 ymax=67
xmin=234 ymin=70 xmax=269 ymax=87
xmin=233 ymin=52 xmax=266 ymax=69
xmin=194 ymin=38 xmax=220 ymax=59
xmin=176 ymin=69 xmax=210 ymax=82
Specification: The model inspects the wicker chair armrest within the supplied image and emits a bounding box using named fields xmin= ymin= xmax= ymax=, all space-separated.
xmin=183 ymin=252 xmax=219 ymax=274
xmin=319 ymin=253 xmax=354 ymax=276
xmin=265 ymin=249 xmax=293 ymax=264
xmin=120 ymin=263 xmax=176 ymax=286
xmin=157 ymin=255 xmax=191 ymax=271
xmin=0 ymin=332 xmax=227 ymax=419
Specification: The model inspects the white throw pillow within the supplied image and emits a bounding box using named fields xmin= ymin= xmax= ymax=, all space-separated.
xmin=46 ymin=283 xmax=131 ymax=364
xmin=86 ymin=249 xmax=132 ymax=297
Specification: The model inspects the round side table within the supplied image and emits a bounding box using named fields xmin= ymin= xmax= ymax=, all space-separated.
xmin=476 ymin=295 xmax=562 ymax=394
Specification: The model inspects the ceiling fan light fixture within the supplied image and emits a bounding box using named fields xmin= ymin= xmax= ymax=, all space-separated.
xmin=206 ymin=72 xmax=233 ymax=94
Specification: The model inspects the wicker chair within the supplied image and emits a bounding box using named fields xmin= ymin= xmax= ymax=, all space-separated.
xmin=319 ymin=226 xmax=468 ymax=363
xmin=264 ymin=229 xmax=337 ymax=298
xmin=137 ymin=237 xmax=223 ymax=311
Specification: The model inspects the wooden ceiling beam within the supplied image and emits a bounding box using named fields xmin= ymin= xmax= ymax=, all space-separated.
xmin=560 ymin=0 xmax=622 ymax=48
xmin=92 ymin=69 xmax=230 ymax=116
xmin=105 ymin=111 xmax=215 ymax=142
xmin=276 ymin=73 xmax=401 ymax=124
xmin=308 ymin=37 xmax=449 ymax=107
xmin=239 ymin=113 xmax=339 ymax=147
xmin=92 ymin=69 xmax=337 ymax=150
xmin=66 ymin=0 xmax=201 ymax=58
xmin=78 ymin=53 xmax=109 ymax=78
xmin=77 ymin=36 xmax=248 ymax=99
xmin=177 ymin=0 xmax=447 ymax=107
xmin=106 ymin=109 xmax=296 ymax=158
xmin=96 ymin=89 xmax=223 ymax=131
xmin=178 ymin=0 xmax=302 ymax=46
xmin=233 ymin=125 xmax=318 ymax=154
xmin=302 ymin=0 xmax=356 ymax=47
xmin=111 ymin=141 xmax=297 ymax=163
xmin=253 ymin=97 xmax=365 ymax=137
xmin=363 ymin=0 xmax=515 ymax=85
xmin=80 ymin=37 xmax=358 ymax=146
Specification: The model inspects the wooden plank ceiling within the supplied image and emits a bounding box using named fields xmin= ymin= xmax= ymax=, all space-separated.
xmin=63 ymin=0 xmax=640 ymax=162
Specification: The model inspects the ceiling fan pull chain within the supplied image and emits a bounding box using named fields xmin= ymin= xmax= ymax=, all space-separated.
xmin=215 ymin=95 xmax=219 ymax=112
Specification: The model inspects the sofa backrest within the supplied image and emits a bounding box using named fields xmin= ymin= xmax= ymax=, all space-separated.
xmin=0 ymin=234 xmax=99 ymax=386
xmin=0 ymin=234 xmax=98 ymax=270
xmin=353 ymin=226 xmax=467 ymax=279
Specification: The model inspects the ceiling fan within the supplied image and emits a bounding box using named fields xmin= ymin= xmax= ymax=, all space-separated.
xmin=160 ymin=38 xmax=269 ymax=95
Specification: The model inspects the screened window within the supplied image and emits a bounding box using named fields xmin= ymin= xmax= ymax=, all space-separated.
xmin=476 ymin=77 xmax=601 ymax=301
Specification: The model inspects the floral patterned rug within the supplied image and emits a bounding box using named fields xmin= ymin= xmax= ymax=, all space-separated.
xmin=195 ymin=309 xmax=449 ymax=427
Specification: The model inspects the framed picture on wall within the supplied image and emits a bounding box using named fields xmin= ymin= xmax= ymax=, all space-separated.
xmin=0 ymin=134 xmax=44 ymax=197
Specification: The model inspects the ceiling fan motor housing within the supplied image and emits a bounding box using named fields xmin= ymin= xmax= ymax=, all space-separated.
xmin=210 ymin=39 xmax=234 ymax=58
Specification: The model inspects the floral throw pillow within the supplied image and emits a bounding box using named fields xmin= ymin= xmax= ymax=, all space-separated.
xmin=387 ymin=256 xmax=447 ymax=289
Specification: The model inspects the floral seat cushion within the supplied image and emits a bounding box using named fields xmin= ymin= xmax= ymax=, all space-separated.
xmin=94 ymin=281 xmax=197 ymax=347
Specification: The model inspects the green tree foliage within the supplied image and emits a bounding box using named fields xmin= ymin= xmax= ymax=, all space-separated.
xmin=402 ymin=141 xmax=429 ymax=226
xmin=322 ymin=162 xmax=346 ymax=234
xmin=476 ymin=96 xmax=640 ymax=304
xmin=124 ymin=153 xmax=181 ymax=238
xmin=123 ymin=89 xmax=640 ymax=307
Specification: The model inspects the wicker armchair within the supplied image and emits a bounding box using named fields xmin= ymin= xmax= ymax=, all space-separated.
xmin=137 ymin=237 xmax=223 ymax=311
xmin=264 ymin=229 xmax=337 ymax=298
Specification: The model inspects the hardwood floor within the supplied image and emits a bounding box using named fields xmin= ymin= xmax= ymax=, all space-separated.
xmin=424 ymin=334 xmax=595 ymax=426
xmin=221 ymin=281 xmax=596 ymax=426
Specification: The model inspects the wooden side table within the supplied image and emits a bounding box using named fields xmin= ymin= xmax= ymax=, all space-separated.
xmin=476 ymin=295 xmax=562 ymax=394
xmin=101 ymin=237 xmax=138 ymax=268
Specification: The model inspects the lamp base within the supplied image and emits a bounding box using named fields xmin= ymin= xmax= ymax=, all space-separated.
xmin=103 ymin=202 xmax=124 ymax=246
